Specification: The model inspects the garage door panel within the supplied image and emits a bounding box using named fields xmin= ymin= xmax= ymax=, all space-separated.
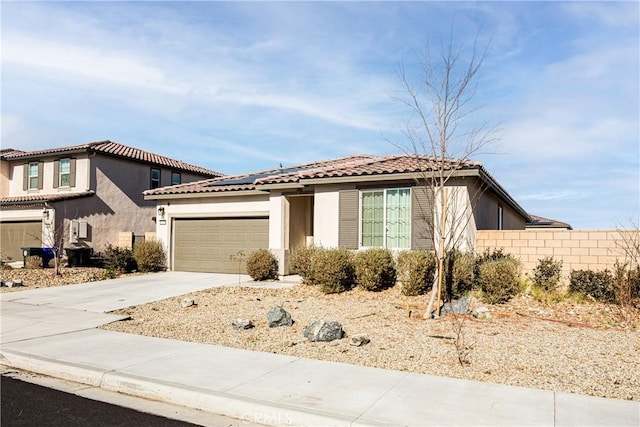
xmin=173 ymin=218 xmax=269 ymax=273
xmin=1 ymin=221 xmax=42 ymax=262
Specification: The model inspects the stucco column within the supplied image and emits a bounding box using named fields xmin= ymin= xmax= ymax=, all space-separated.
xmin=269 ymin=191 xmax=290 ymax=275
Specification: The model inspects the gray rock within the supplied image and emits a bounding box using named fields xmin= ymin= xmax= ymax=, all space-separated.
xmin=180 ymin=298 xmax=195 ymax=308
xmin=349 ymin=335 xmax=370 ymax=347
xmin=232 ymin=318 xmax=254 ymax=330
xmin=267 ymin=306 xmax=293 ymax=327
xmin=304 ymin=320 xmax=344 ymax=342
xmin=441 ymin=295 xmax=471 ymax=315
xmin=472 ymin=307 xmax=491 ymax=319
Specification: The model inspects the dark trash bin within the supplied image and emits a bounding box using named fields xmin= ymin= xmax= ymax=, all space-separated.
xmin=22 ymin=247 xmax=54 ymax=268
xmin=65 ymin=247 xmax=91 ymax=267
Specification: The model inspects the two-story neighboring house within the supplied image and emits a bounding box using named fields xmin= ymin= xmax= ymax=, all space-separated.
xmin=0 ymin=141 xmax=221 ymax=262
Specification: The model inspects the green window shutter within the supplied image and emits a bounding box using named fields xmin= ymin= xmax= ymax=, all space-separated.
xmin=53 ymin=160 xmax=60 ymax=188
xmin=338 ymin=189 xmax=358 ymax=249
xmin=37 ymin=161 xmax=44 ymax=189
xmin=23 ymin=163 xmax=28 ymax=191
xmin=69 ymin=158 xmax=76 ymax=187
xmin=411 ymin=185 xmax=434 ymax=250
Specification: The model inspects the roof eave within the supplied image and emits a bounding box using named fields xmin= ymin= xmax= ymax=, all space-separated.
xmin=145 ymin=189 xmax=269 ymax=201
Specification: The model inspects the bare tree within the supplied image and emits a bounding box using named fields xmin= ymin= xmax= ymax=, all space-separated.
xmin=394 ymin=28 xmax=500 ymax=318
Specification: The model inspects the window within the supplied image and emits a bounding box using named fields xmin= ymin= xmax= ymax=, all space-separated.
xmin=28 ymin=162 xmax=39 ymax=189
xmin=498 ymin=206 xmax=504 ymax=230
xmin=150 ymin=168 xmax=161 ymax=189
xmin=59 ymin=158 xmax=71 ymax=187
xmin=360 ymin=188 xmax=411 ymax=249
xmin=171 ymin=172 xmax=181 ymax=185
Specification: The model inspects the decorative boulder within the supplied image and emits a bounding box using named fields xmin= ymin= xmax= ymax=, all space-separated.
xmin=441 ymin=296 xmax=471 ymax=315
xmin=232 ymin=318 xmax=254 ymax=330
xmin=303 ymin=320 xmax=344 ymax=342
xmin=349 ymin=335 xmax=370 ymax=347
xmin=180 ymin=298 xmax=195 ymax=308
xmin=267 ymin=306 xmax=293 ymax=327
xmin=472 ymin=307 xmax=491 ymax=320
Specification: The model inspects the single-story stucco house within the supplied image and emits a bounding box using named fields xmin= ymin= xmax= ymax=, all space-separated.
xmin=144 ymin=154 xmax=532 ymax=275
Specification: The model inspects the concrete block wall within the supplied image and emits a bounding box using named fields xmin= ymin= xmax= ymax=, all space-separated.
xmin=476 ymin=230 xmax=638 ymax=282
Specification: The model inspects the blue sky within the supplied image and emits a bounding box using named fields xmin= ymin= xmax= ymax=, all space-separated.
xmin=2 ymin=1 xmax=638 ymax=229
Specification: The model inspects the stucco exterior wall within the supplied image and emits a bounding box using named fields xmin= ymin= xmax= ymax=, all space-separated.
xmin=313 ymin=185 xmax=341 ymax=247
xmin=9 ymin=155 xmax=91 ymax=196
xmin=0 ymin=160 xmax=10 ymax=197
xmin=476 ymin=229 xmax=638 ymax=284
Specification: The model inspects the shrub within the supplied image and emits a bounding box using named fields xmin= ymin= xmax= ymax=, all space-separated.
xmin=396 ymin=250 xmax=436 ymax=296
xmin=25 ymin=255 xmax=43 ymax=269
xmin=569 ymin=269 xmax=615 ymax=302
xmin=246 ymin=249 xmax=278 ymax=281
xmin=478 ymin=258 xmax=522 ymax=304
xmin=103 ymin=244 xmax=136 ymax=274
xmin=133 ymin=240 xmax=167 ymax=273
xmin=444 ymin=250 xmax=476 ymax=300
xmin=312 ymin=247 xmax=354 ymax=294
xmin=289 ymin=245 xmax=319 ymax=284
xmin=354 ymin=248 xmax=396 ymax=291
xmin=532 ymin=256 xmax=563 ymax=292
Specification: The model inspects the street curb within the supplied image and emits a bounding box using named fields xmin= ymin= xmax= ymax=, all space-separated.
xmin=0 ymin=348 xmax=385 ymax=427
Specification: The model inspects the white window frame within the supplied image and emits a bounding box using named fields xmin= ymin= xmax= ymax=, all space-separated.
xmin=151 ymin=168 xmax=161 ymax=189
xmin=28 ymin=162 xmax=39 ymax=189
xmin=59 ymin=158 xmax=71 ymax=187
xmin=498 ymin=205 xmax=504 ymax=230
xmin=359 ymin=187 xmax=412 ymax=250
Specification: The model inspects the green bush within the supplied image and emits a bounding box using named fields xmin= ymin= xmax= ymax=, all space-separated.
xmin=103 ymin=244 xmax=136 ymax=274
xmin=396 ymin=250 xmax=436 ymax=296
xmin=246 ymin=249 xmax=278 ymax=281
xmin=289 ymin=245 xmax=319 ymax=284
xmin=478 ymin=258 xmax=522 ymax=304
xmin=354 ymin=248 xmax=396 ymax=291
xmin=569 ymin=269 xmax=615 ymax=302
xmin=312 ymin=248 xmax=354 ymax=294
xmin=133 ymin=240 xmax=167 ymax=273
xmin=532 ymin=256 xmax=563 ymax=292
xmin=444 ymin=250 xmax=476 ymax=300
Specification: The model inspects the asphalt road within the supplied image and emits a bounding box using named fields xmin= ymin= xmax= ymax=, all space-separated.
xmin=1 ymin=375 xmax=200 ymax=427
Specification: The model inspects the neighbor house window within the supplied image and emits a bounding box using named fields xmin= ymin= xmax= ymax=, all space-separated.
xmin=171 ymin=172 xmax=181 ymax=185
xmin=498 ymin=206 xmax=504 ymax=230
xmin=360 ymin=188 xmax=411 ymax=249
xmin=28 ymin=162 xmax=39 ymax=189
xmin=151 ymin=168 xmax=161 ymax=189
xmin=59 ymin=158 xmax=71 ymax=187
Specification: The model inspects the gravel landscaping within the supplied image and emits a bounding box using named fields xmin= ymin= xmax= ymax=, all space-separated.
xmin=4 ymin=267 xmax=637 ymax=401
xmin=102 ymin=283 xmax=640 ymax=402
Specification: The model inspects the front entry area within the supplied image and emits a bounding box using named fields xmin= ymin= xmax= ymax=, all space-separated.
xmin=172 ymin=217 xmax=269 ymax=274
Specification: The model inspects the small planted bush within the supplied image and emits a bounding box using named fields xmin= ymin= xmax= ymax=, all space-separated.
xmin=444 ymin=250 xmax=476 ymax=300
xmin=103 ymin=244 xmax=136 ymax=274
xmin=532 ymin=256 xmax=563 ymax=292
xmin=478 ymin=258 xmax=522 ymax=304
xmin=396 ymin=250 xmax=436 ymax=296
xmin=312 ymin=247 xmax=354 ymax=294
xmin=133 ymin=240 xmax=167 ymax=273
xmin=569 ymin=269 xmax=614 ymax=302
xmin=246 ymin=249 xmax=278 ymax=281
xmin=354 ymin=248 xmax=396 ymax=291
xmin=289 ymin=245 xmax=319 ymax=284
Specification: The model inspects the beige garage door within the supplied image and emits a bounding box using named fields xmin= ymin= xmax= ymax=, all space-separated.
xmin=0 ymin=221 xmax=42 ymax=262
xmin=173 ymin=217 xmax=269 ymax=273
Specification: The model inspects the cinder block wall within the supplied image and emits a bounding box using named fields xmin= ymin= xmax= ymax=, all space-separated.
xmin=476 ymin=230 xmax=638 ymax=282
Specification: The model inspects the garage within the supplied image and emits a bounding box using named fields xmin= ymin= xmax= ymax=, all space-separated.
xmin=0 ymin=221 xmax=42 ymax=262
xmin=173 ymin=217 xmax=269 ymax=273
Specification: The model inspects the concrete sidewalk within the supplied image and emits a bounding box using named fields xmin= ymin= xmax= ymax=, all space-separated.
xmin=1 ymin=273 xmax=638 ymax=426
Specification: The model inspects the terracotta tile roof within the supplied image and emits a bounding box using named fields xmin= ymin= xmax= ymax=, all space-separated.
xmin=0 ymin=191 xmax=95 ymax=206
xmin=144 ymin=154 xmax=482 ymax=197
xmin=527 ymin=214 xmax=573 ymax=230
xmin=1 ymin=141 xmax=221 ymax=177
xmin=0 ymin=148 xmax=25 ymax=157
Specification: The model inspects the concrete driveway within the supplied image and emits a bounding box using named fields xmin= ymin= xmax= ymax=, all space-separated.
xmin=0 ymin=271 xmax=293 ymax=313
